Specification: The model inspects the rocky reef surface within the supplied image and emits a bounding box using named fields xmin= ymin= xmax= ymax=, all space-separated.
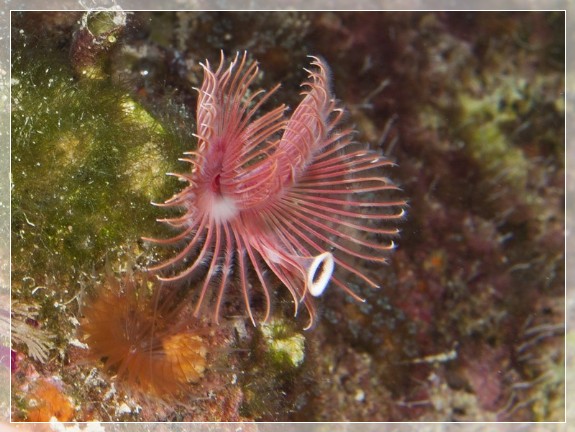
xmin=8 ymin=10 xmax=564 ymax=424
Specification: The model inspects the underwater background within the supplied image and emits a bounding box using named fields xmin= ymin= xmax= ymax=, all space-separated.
xmin=1 ymin=1 xmax=571 ymax=431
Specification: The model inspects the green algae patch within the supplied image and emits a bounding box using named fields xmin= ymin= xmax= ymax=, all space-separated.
xmin=10 ymin=25 xmax=183 ymax=341
xmin=452 ymin=70 xmax=563 ymax=194
xmin=239 ymin=318 xmax=307 ymax=419
xmin=260 ymin=319 xmax=306 ymax=369
xmin=456 ymin=80 xmax=530 ymax=191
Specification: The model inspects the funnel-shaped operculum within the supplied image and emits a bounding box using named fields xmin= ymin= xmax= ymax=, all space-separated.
xmin=261 ymin=244 xmax=334 ymax=299
xmin=304 ymin=251 xmax=334 ymax=297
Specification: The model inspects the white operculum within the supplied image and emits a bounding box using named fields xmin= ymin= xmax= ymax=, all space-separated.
xmin=261 ymin=244 xmax=335 ymax=298
xmin=306 ymin=252 xmax=334 ymax=297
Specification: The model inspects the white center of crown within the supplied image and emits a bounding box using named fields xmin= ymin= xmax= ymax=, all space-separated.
xmin=210 ymin=195 xmax=239 ymax=223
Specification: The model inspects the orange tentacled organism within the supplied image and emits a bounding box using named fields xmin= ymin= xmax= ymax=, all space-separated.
xmin=146 ymin=51 xmax=405 ymax=329
xmin=80 ymin=272 xmax=207 ymax=398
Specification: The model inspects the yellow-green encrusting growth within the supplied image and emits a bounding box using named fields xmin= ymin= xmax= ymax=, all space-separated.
xmin=456 ymin=76 xmax=532 ymax=191
xmin=417 ymin=61 xmax=563 ymax=221
xmin=239 ymin=318 xmax=307 ymax=418
xmin=260 ymin=319 xmax=306 ymax=369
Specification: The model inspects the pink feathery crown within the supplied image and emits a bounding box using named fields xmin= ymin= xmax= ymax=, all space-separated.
xmin=145 ymin=51 xmax=406 ymax=329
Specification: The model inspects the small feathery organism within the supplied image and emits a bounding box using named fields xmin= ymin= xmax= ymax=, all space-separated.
xmin=146 ymin=51 xmax=405 ymax=329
